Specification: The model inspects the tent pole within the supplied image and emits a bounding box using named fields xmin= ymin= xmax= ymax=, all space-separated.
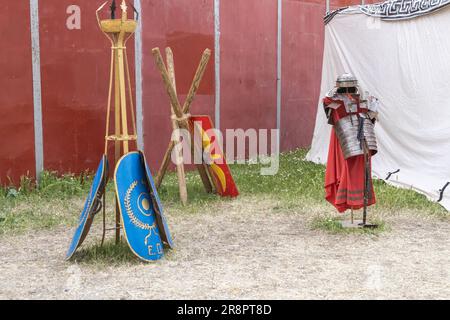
xmin=326 ymin=0 xmax=330 ymax=13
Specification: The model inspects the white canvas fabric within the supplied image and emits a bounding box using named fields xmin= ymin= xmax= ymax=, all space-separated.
xmin=306 ymin=5 xmax=450 ymax=210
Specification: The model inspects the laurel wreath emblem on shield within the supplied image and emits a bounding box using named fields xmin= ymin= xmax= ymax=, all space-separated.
xmin=124 ymin=180 xmax=158 ymax=233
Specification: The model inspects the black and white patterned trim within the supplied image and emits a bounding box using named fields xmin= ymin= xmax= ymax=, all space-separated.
xmin=324 ymin=0 xmax=450 ymax=24
xmin=324 ymin=7 xmax=349 ymax=25
xmin=361 ymin=0 xmax=450 ymax=20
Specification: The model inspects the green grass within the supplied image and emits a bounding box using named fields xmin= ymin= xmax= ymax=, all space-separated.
xmin=69 ymin=239 xmax=177 ymax=266
xmin=0 ymin=148 xmax=447 ymax=237
xmin=157 ymin=170 xmax=222 ymax=213
xmin=232 ymin=149 xmax=446 ymax=215
xmin=70 ymin=240 xmax=142 ymax=266
xmin=0 ymin=171 xmax=95 ymax=236
xmin=310 ymin=216 xmax=388 ymax=235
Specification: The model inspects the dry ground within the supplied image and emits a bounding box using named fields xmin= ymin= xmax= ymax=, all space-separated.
xmin=0 ymin=196 xmax=449 ymax=300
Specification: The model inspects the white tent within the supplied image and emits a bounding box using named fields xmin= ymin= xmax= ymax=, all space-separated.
xmin=306 ymin=0 xmax=450 ymax=210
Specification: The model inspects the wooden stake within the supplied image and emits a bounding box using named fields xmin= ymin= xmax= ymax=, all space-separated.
xmin=114 ymin=35 xmax=121 ymax=164
xmin=118 ymin=36 xmax=129 ymax=154
xmin=166 ymin=48 xmax=188 ymax=206
xmin=114 ymin=36 xmax=122 ymax=244
xmin=152 ymin=48 xmax=185 ymax=119
xmin=182 ymin=49 xmax=212 ymax=114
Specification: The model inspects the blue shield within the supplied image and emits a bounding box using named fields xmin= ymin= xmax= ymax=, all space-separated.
xmin=140 ymin=151 xmax=174 ymax=249
xmin=66 ymin=155 xmax=108 ymax=260
xmin=115 ymin=152 xmax=166 ymax=261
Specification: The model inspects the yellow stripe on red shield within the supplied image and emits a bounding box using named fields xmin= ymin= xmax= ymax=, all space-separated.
xmin=190 ymin=115 xmax=239 ymax=198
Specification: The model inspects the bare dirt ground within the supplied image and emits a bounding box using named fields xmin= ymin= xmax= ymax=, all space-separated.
xmin=0 ymin=196 xmax=449 ymax=300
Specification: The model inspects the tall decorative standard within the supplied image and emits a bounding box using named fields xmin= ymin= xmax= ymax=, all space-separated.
xmin=66 ymin=1 xmax=173 ymax=262
xmin=96 ymin=0 xmax=138 ymax=244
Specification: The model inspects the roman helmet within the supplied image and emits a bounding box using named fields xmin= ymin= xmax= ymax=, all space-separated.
xmin=336 ymin=73 xmax=358 ymax=88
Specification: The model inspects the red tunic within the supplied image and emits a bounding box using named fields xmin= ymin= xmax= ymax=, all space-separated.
xmin=323 ymin=94 xmax=376 ymax=213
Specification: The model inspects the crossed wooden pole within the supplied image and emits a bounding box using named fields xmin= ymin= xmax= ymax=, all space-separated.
xmin=152 ymin=47 xmax=213 ymax=205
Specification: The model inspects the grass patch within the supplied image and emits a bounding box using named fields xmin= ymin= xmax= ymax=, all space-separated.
xmin=0 ymin=195 xmax=80 ymax=236
xmin=311 ymin=215 xmax=387 ymax=235
xmin=231 ymin=149 xmax=446 ymax=216
xmin=0 ymin=171 xmax=96 ymax=236
xmin=70 ymin=239 xmax=142 ymax=266
xmin=157 ymin=170 xmax=224 ymax=213
xmin=70 ymin=239 xmax=176 ymax=266
xmin=372 ymin=179 xmax=444 ymax=214
xmin=0 ymin=148 xmax=447 ymax=237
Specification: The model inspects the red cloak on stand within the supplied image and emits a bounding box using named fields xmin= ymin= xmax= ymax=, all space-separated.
xmin=323 ymin=95 xmax=376 ymax=213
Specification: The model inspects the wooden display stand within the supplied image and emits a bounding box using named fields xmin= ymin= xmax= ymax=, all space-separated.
xmin=96 ymin=0 xmax=138 ymax=243
xmin=152 ymin=47 xmax=217 ymax=205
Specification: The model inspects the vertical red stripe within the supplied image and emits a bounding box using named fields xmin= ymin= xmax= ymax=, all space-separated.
xmin=0 ymin=2 xmax=35 ymax=185
xmin=220 ymin=0 xmax=278 ymax=159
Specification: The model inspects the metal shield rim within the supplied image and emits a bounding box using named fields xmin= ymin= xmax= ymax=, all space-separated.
xmin=66 ymin=155 xmax=108 ymax=260
xmin=139 ymin=150 xmax=174 ymax=249
xmin=114 ymin=151 xmax=164 ymax=262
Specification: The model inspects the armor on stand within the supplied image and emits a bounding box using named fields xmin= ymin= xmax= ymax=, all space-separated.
xmin=323 ymin=73 xmax=379 ymax=226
